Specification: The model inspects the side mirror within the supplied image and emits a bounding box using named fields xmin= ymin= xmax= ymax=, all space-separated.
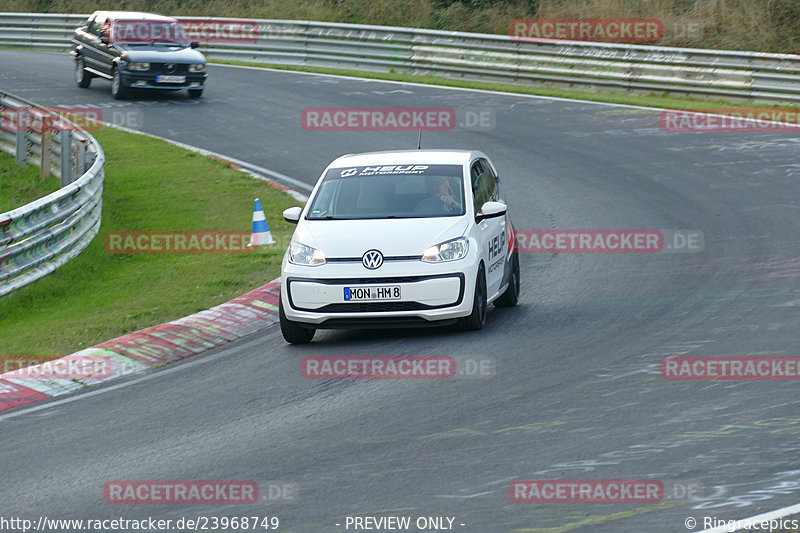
xmin=190 ymin=41 xmax=200 ymax=49
xmin=283 ymin=206 xmax=303 ymax=224
xmin=476 ymin=201 xmax=507 ymax=223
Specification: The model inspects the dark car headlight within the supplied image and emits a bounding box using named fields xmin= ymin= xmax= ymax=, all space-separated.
xmin=188 ymin=64 xmax=206 ymax=73
xmin=126 ymin=62 xmax=150 ymax=71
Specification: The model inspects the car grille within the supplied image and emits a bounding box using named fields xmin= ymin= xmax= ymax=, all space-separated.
xmin=151 ymin=63 xmax=188 ymax=73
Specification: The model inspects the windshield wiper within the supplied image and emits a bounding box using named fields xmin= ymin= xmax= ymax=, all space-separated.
xmin=309 ymin=215 xmax=347 ymax=220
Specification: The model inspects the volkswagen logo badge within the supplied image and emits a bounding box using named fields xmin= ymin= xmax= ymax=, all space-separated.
xmin=362 ymin=249 xmax=383 ymax=270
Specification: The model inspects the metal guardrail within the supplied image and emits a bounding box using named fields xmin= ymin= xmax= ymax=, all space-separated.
xmin=0 ymin=89 xmax=104 ymax=297
xmin=2 ymin=12 xmax=800 ymax=102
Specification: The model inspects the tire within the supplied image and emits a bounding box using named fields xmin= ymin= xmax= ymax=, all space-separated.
xmin=494 ymin=252 xmax=520 ymax=307
xmin=111 ymin=67 xmax=128 ymax=100
xmin=279 ymin=296 xmax=315 ymax=344
xmin=460 ymin=264 xmax=487 ymax=331
xmin=188 ymin=88 xmax=203 ymax=98
xmin=75 ymin=57 xmax=91 ymax=88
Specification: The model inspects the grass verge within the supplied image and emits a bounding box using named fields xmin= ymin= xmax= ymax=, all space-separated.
xmin=0 ymin=127 xmax=301 ymax=357
xmin=0 ymin=151 xmax=58 ymax=213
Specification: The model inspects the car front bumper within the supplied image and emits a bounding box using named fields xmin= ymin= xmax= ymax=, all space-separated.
xmin=281 ymin=256 xmax=478 ymax=328
xmin=120 ymin=71 xmax=206 ymax=90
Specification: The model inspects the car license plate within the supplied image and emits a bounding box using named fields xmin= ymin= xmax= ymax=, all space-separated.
xmin=157 ymin=75 xmax=185 ymax=83
xmin=344 ymin=286 xmax=400 ymax=301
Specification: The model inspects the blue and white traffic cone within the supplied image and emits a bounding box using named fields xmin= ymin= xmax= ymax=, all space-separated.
xmin=248 ymin=198 xmax=276 ymax=246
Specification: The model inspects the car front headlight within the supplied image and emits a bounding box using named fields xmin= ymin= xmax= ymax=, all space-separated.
xmin=422 ymin=237 xmax=468 ymax=263
xmin=188 ymin=63 xmax=205 ymax=72
xmin=289 ymin=240 xmax=326 ymax=266
xmin=127 ymin=62 xmax=150 ymax=71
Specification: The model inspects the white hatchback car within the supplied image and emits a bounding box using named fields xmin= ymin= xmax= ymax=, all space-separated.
xmin=279 ymin=150 xmax=520 ymax=344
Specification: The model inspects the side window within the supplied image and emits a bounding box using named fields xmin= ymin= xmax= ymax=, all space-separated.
xmin=479 ymin=158 xmax=500 ymax=202
xmin=86 ymin=16 xmax=100 ymax=36
xmin=471 ymin=161 xmax=483 ymax=182
xmin=495 ymin=177 xmax=505 ymax=202
xmin=471 ymin=161 xmax=491 ymax=215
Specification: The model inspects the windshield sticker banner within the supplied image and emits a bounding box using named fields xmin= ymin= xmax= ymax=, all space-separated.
xmin=327 ymin=164 xmax=462 ymax=178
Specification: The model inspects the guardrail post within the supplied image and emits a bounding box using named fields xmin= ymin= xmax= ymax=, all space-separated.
xmin=40 ymin=126 xmax=51 ymax=181
xmin=60 ymin=129 xmax=72 ymax=186
xmin=73 ymin=138 xmax=86 ymax=181
xmin=84 ymin=148 xmax=96 ymax=173
xmin=15 ymin=129 xmax=26 ymax=165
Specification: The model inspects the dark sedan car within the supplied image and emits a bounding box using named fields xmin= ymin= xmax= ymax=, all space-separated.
xmin=71 ymin=11 xmax=207 ymax=99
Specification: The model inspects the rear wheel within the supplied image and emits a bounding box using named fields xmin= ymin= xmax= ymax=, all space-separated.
xmin=111 ymin=67 xmax=128 ymax=100
xmin=75 ymin=57 xmax=91 ymax=88
xmin=460 ymin=264 xmax=487 ymax=330
xmin=279 ymin=297 xmax=315 ymax=344
xmin=494 ymin=252 xmax=520 ymax=307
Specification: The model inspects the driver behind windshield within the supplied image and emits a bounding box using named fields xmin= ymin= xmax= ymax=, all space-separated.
xmin=415 ymin=175 xmax=461 ymax=214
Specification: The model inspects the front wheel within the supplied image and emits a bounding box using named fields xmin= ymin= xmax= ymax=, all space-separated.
xmin=111 ymin=68 xmax=128 ymax=100
xmin=460 ymin=264 xmax=487 ymax=331
xmin=279 ymin=297 xmax=315 ymax=344
xmin=75 ymin=57 xmax=91 ymax=88
xmin=494 ymin=252 xmax=520 ymax=307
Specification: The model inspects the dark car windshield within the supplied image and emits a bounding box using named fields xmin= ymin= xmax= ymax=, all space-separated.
xmin=111 ymin=20 xmax=189 ymax=44
xmin=306 ymin=164 xmax=465 ymax=220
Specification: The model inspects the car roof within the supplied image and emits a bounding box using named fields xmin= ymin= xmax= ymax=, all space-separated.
xmin=91 ymin=11 xmax=177 ymax=22
xmin=329 ymin=150 xmax=484 ymax=168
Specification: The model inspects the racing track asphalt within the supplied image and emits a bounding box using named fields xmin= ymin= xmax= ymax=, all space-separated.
xmin=2 ymin=50 xmax=800 ymax=532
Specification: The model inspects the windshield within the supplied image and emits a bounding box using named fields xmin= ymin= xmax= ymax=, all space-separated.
xmin=111 ymin=20 xmax=189 ymax=44
xmin=306 ymin=164 xmax=465 ymax=220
